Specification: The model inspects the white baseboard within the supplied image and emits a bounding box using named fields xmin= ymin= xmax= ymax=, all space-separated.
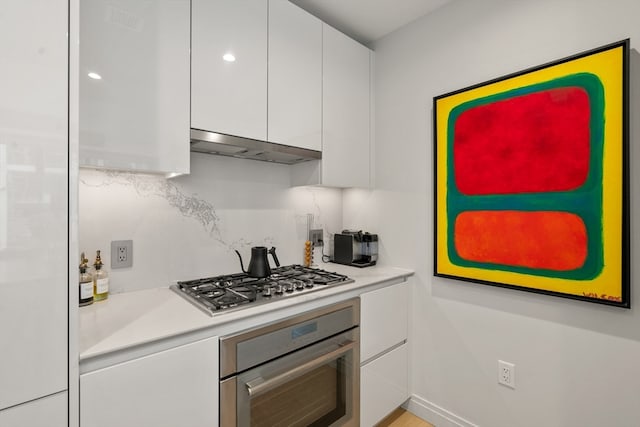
xmin=403 ymin=394 xmax=479 ymax=427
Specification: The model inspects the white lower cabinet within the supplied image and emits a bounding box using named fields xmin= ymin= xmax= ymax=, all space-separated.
xmin=360 ymin=281 xmax=410 ymax=426
xmin=0 ymin=392 xmax=67 ymax=427
xmin=360 ymin=281 xmax=409 ymax=362
xmin=361 ymin=343 xmax=409 ymax=427
xmin=80 ymin=337 xmax=218 ymax=427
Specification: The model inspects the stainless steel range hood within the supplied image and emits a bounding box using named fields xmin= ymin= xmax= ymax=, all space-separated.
xmin=190 ymin=129 xmax=321 ymax=165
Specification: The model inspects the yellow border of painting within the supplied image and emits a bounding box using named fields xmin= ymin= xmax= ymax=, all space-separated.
xmin=435 ymin=45 xmax=624 ymax=300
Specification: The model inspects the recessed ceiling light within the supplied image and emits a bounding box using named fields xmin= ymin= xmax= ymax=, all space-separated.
xmin=88 ymin=72 xmax=102 ymax=80
xmin=223 ymin=53 xmax=236 ymax=62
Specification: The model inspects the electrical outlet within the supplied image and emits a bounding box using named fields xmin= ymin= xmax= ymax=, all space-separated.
xmin=309 ymin=229 xmax=323 ymax=245
xmin=111 ymin=240 xmax=133 ymax=269
xmin=498 ymin=360 xmax=515 ymax=389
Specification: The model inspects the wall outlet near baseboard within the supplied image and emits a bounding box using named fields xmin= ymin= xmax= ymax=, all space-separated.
xmin=111 ymin=240 xmax=133 ymax=268
xmin=498 ymin=360 xmax=515 ymax=389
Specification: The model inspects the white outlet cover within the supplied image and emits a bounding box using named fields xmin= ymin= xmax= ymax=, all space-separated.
xmin=498 ymin=360 xmax=516 ymax=389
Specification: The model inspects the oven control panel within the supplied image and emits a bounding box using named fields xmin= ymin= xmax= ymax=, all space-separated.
xmin=219 ymin=298 xmax=360 ymax=378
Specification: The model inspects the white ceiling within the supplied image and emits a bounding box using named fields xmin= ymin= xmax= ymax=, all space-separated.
xmin=290 ymin=0 xmax=453 ymax=46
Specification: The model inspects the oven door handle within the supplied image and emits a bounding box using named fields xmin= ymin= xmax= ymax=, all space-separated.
xmin=245 ymin=340 xmax=356 ymax=398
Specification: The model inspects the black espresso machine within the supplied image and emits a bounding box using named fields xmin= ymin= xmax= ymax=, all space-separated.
xmin=332 ymin=230 xmax=378 ymax=267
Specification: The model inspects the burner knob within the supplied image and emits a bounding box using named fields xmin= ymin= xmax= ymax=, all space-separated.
xmin=295 ymin=281 xmax=305 ymax=290
xmin=274 ymin=285 xmax=283 ymax=294
xmin=263 ymin=287 xmax=272 ymax=297
xmin=284 ymin=283 xmax=294 ymax=293
xmin=305 ymin=281 xmax=314 ymax=288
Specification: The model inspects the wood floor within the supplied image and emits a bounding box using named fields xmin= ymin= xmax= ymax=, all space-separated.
xmin=377 ymin=408 xmax=435 ymax=427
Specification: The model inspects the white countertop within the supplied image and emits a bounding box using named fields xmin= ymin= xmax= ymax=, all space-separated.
xmin=79 ymin=263 xmax=413 ymax=373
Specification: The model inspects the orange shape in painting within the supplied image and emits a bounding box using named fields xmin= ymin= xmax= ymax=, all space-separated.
xmin=454 ymin=211 xmax=587 ymax=271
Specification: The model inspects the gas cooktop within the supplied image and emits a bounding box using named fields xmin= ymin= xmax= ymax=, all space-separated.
xmin=171 ymin=264 xmax=354 ymax=316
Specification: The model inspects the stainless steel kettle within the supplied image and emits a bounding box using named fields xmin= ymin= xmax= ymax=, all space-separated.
xmin=235 ymin=246 xmax=280 ymax=278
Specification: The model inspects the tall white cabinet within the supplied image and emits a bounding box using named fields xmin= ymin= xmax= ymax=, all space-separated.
xmin=0 ymin=0 xmax=68 ymax=422
xmin=79 ymin=0 xmax=191 ymax=175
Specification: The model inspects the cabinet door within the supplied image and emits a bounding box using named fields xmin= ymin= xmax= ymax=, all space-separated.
xmin=322 ymin=24 xmax=371 ymax=188
xmin=0 ymin=392 xmax=67 ymax=427
xmin=360 ymin=282 xmax=409 ymax=362
xmin=0 ymin=0 xmax=68 ymax=411
xmin=361 ymin=343 xmax=409 ymax=427
xmin=192 ymin=0 xmax=267 ymax=141
xmin=79 ymin=0 xmax=190 ymax=175
xmin=80 ymin=337 xmax=218 ymax=427
xmin=268 ymin=0 xmax=322 ymax=151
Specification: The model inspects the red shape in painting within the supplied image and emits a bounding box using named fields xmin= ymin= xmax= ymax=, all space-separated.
xmin=454 ymin=210 xmax=587 ymax=271
xmin=454 ymin=87 xmax=591 ymax=195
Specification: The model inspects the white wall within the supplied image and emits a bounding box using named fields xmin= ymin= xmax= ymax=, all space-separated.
xmin=79 ymin=152 xmax=342 ymax=293
xmin=344 ymin=0 xmax=640 ymax=426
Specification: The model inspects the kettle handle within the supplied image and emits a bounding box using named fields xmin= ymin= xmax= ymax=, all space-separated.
xmin=268 ymin=247 xmax=280 ymax=267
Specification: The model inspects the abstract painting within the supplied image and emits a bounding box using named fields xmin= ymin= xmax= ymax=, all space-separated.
xmin=433 ymin=40 xmax=629 ymax=307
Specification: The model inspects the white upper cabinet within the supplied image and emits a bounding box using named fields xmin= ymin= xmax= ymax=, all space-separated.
xmin=0 ymin=0 xmax=68 ymax=412
xmin=192 ymin=0 xmax=268 ymax=141
xmin=291 ymin=24 xmax=372 ymax=188
xmin=79 ymin=0 xmax=190 ymax=175
xmin=268 ymin=0 xmax=322 ymax=151
xmin=191 ymin=1 xmax=371 ymax=180
xmin=322 ymin=24 xmax=371 ymax=188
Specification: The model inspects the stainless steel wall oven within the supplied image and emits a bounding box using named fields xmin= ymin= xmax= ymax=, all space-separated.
xmin=219 ymin=298 xmax=360 ymax=426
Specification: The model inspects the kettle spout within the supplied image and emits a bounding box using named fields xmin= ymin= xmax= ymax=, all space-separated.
xmin=234 ymin=250 xmax=248 ymax=274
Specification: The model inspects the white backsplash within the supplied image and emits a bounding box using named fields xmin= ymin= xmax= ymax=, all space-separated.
xmin=79 ymin=152 xmax=343 ymax=294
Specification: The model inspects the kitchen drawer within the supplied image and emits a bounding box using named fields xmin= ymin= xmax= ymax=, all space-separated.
xmin=360 ymin=281 xmax=409 ymax=362
xmin=0 ymin=392 xmax=67 ymax=427
xmin=361 ymin=343 xmax=409 ymax=427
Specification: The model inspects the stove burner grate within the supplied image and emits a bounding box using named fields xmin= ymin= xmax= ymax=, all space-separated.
xmin=174 ymin=264 xmax=353 ymax=315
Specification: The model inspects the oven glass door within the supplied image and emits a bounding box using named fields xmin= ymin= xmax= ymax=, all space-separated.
xmin=235 ymin=329 xmax=359 ymax=427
